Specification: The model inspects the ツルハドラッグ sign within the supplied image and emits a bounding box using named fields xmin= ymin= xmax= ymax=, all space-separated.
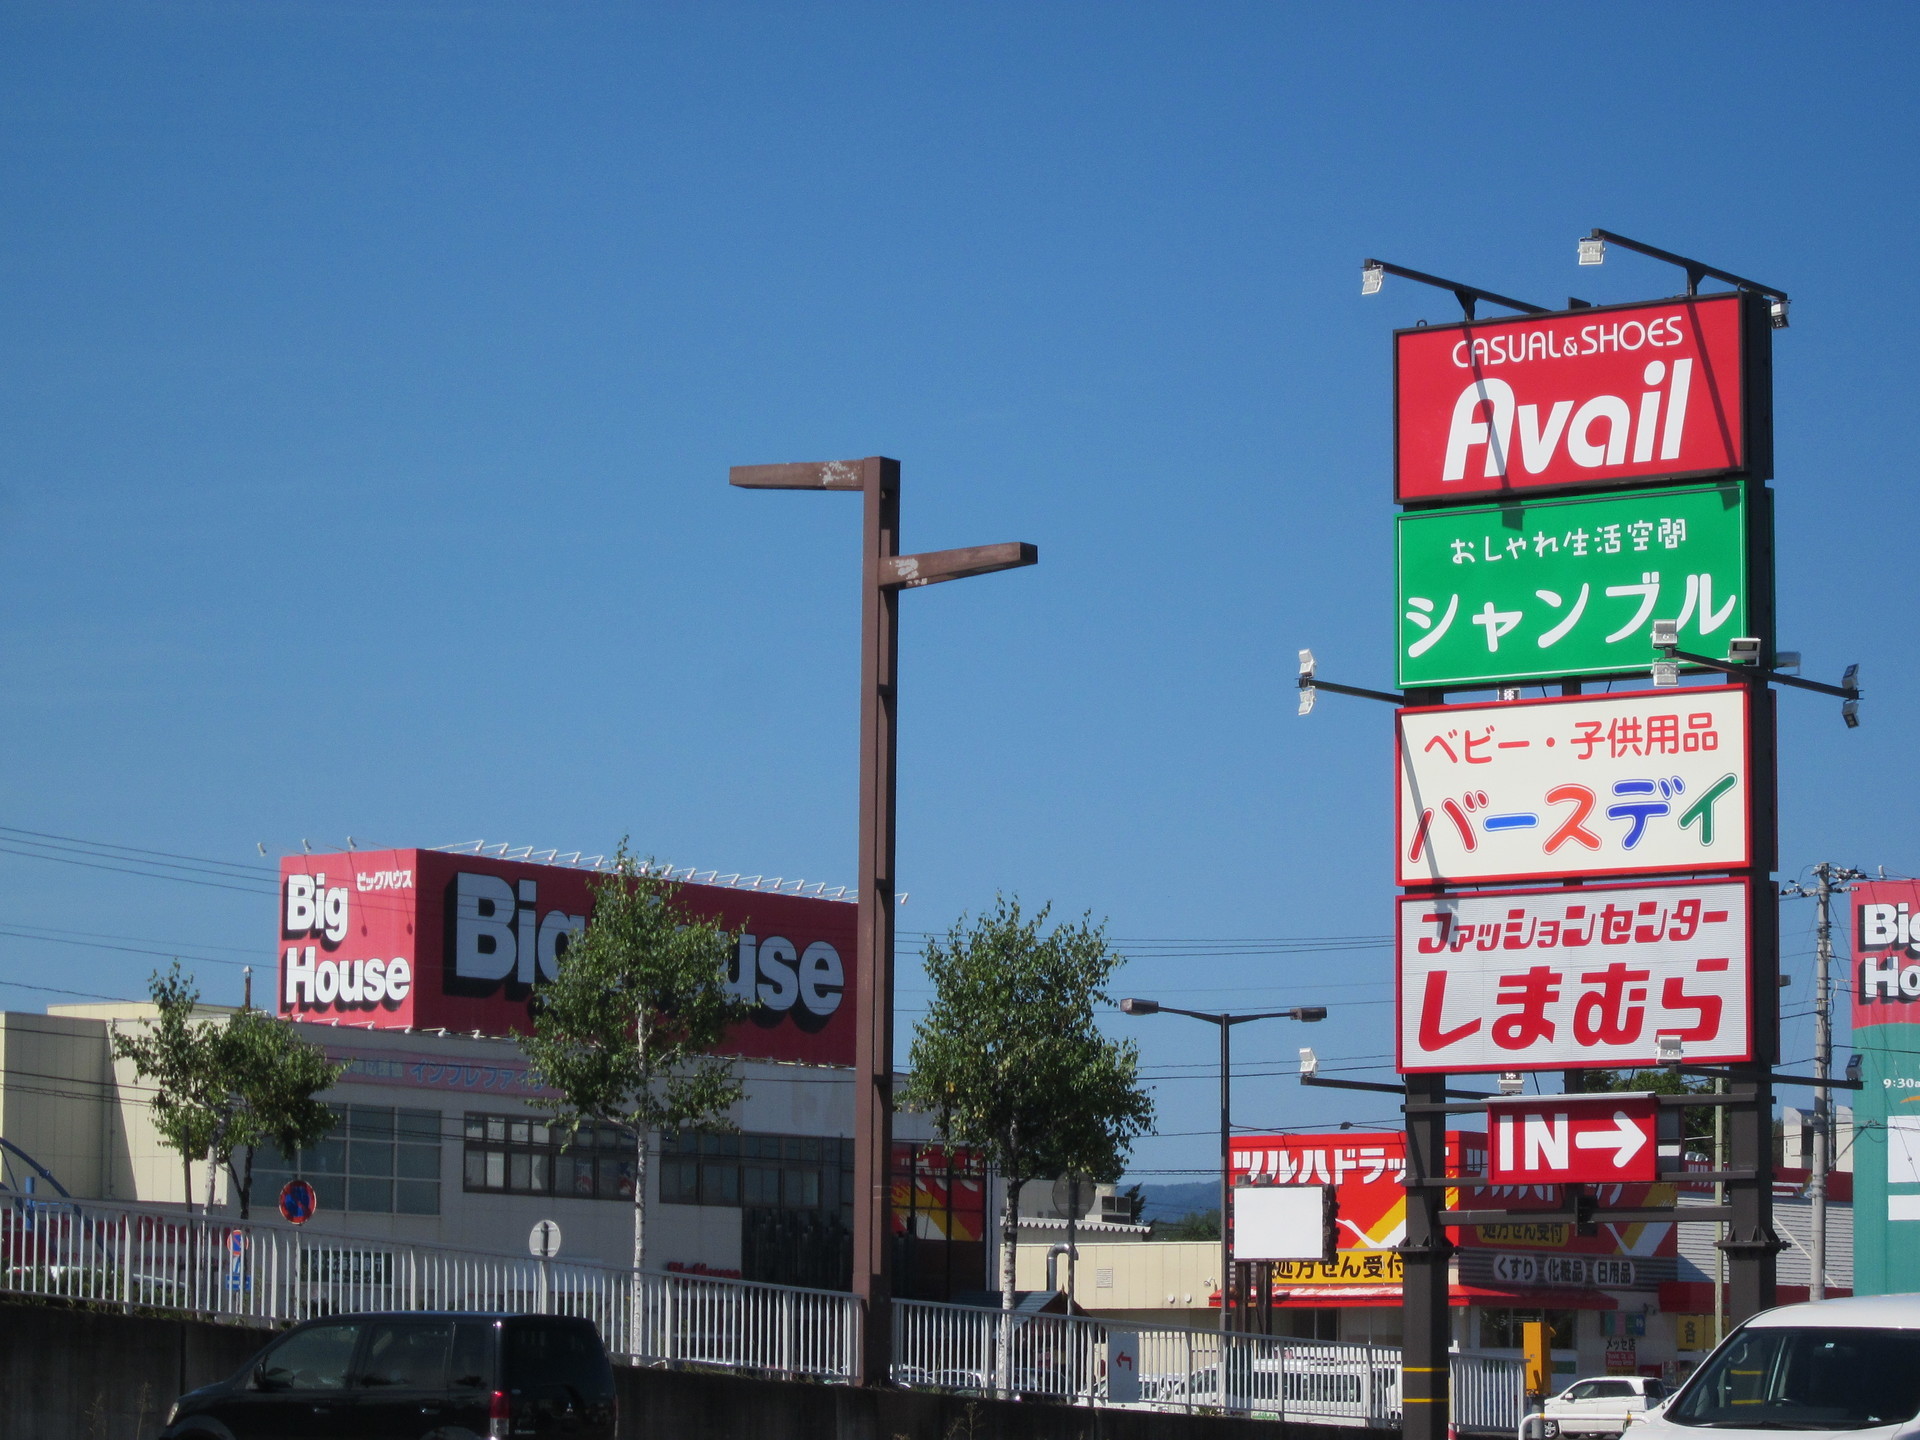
xmin=1397 ymin=878 xmax=1752 ymax=1073
xmin=1396 ymin=484 xmax=1758 ymax=689
xmin=1394 ymin=293 xmax=1766 ymax=504
xmin=1396 ymin=687 xmax=1753 ymax=887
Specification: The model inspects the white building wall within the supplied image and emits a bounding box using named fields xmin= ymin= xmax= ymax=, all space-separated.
xmin=14 ymin=1003 xmax=932 ymax=1278
xmin=1676 ymin=1189 xmax=1853 ymax=1293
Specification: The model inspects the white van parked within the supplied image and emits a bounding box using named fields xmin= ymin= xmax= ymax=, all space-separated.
xmin=1628 ymin=1295 xmax=1920 ymax=1440
xmin=1544 ymin=1375 xmax=1670 ymax=1435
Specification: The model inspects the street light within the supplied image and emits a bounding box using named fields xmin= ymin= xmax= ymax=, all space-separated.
xmin=730 ymin=456 xmax=1035 ymax=1387
xmin=1119 ymin=999 xmax=1326 ymax=1338
xmin=1576 ymin=228 xmax=1790 ymax=327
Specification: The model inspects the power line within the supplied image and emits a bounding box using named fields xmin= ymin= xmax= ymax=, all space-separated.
xmin=0 ymin=919 xmax=262 ymax=956
xmin=0 ymin=928 xmax=257 ymax=970
xmin=0 ymin=825 xmax=276 ymax=877
xmin=0 ymin=842 xmax=274 ymax=896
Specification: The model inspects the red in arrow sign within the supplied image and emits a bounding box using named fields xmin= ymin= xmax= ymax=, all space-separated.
xmin=1487 ymin=1093 xmax=1659 ymax=1185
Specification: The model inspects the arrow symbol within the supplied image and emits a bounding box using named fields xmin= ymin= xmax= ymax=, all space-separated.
xmin=1573 ymin=1112 xmax=1648 ymax=1168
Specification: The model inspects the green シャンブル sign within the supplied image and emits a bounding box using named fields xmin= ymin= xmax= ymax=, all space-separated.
xmin=1396 ymin=484 xmax=1752 ymax=689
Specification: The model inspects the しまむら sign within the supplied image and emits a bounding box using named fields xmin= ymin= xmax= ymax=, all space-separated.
xmin=1397 ymin=878 xmax=1752 ymax=1073
xmin=1397 ymin=687 xmax=1753 ymax=887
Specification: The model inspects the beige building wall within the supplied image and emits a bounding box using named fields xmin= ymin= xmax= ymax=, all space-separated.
xmin=0 ymin=1011 xmax=114 ymax=1197
xmin=51 ymin=1001 xmax=238 ymax=1207
xmin=1016 ymin=1240 xmax=1220 ymax=1326
xmin=1014 ymin=1240 xmax=1413 ymax=1344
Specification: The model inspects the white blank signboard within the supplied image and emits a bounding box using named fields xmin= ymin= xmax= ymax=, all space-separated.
xmin=1888 ymin=1116 xmax=1920 ymax=1187
xmin=1232 ymin=1186 xmax=1326 ymax=1262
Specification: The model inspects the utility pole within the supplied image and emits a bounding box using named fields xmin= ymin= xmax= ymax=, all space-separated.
xmin=1713 ymin=1076 xmax=1725 ymax=1341
xmin=1784 ymin=863 xmax=1867 ymax=1301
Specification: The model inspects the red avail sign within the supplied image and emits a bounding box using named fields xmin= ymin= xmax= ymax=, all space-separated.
xmin=1397 ymin=878 xmax=1753 ymax=1073
xmin=1395 ymin=294 xmax=1766 ymax=504
xmin=278 ymin=849 xmax=857 ymax=1066
xmin=1487 ymin=1094 xmax=1659 ymax=1185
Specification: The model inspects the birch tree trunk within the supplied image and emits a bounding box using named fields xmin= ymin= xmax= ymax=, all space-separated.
xmin=998 ymin=1173 xmax=1022 ymax=1397
xmin=204 ymin=1141 xmax=220 ymax=1214
xmin=628 ymin=1018 xmax=650 ymax=1359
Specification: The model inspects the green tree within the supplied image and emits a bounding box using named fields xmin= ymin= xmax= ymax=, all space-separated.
xmin=109 ymin=963 xmax=220 ymax=1209
xmin=900 ymin=897 xmax=1155 ymax=1317
xmin=519 ymin=848 xmax=749 ymax=1289
xmin=109 ymin=965 xmax=343 ymax=1216
xmin=1588 ymin=1068 xmax=1717 ymax=1147
xmin=213 ymin=1008 xmax=346 ymax=1218
xmin=1153 ymin=1209 xmax=1220 ymax=1242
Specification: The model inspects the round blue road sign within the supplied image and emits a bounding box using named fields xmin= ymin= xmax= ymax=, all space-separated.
xmin=278 ymin=1179 xmax=317 ymax=1226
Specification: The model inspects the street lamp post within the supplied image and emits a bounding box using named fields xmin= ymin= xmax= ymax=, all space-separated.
xmin=730 ymin=456 xmax=1035 ymax=1387
xmin=1119 ymin=998 xmax=1326 ymax=1340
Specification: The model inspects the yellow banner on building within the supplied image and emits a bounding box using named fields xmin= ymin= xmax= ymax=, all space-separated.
xmin=1271 ymin=1252 xmax=1403 ymax=1284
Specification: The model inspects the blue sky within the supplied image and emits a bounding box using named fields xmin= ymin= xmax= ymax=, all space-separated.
xmin=1 ymin=3 xmax=1914 ymax=1181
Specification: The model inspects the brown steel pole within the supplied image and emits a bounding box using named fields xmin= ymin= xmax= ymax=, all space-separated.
xmin=854 ymin=455 xmax=902 ymax=1386
xmin=1400 ymin=683 xmax=1452 ymax=1440
xmin=1727 ymin=677 xmax=1781 ymax=1321
xmin=729 ymin=456 xmax=1035 ymax=1388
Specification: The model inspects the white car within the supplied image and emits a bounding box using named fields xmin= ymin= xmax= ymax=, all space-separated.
xmin=1629 ymin=1294 xmax=1920 ymax=1440
xmin=1544 ymin=1375 xmax=1671 ymax=1435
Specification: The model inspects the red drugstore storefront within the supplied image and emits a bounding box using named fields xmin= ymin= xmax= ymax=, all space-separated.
xmin=1232 ymin=1132 xmax=1684 ymax=1378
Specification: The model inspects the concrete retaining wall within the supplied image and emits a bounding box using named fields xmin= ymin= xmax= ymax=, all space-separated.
xmin=0 ymin=1299 xmax=265 ymax=1440
xmin=0 ymin=1298 xmax=1374 ymax=1440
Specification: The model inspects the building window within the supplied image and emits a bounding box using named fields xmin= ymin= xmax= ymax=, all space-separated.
xmin=661 ymin=1131 xmax=852 ymax=1213
xmin=252 ymin=1105 xmax=441 ymax=1215
xmin=462 ymin=1113 xmax=635 ymax=1201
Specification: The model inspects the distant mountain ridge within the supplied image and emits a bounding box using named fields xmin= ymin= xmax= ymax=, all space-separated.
xmin=1127 ymin=1180 xmax=1217 ymax=1224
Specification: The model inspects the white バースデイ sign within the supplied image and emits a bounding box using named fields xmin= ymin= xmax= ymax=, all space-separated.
xmin=1398 ymin=878 xmax=1752 ymax=1073
xmin=1397 ymin=687 xmax=1750 ymax=886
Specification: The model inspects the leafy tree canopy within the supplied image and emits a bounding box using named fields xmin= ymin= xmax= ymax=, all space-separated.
xmin=1153 ymin=1209 xmax=1221 ymax=1242
xmin=900 ymin=896 xmax=1154 ymax=1309
xmin=521 ymin=848 xmax=748 ymax=1140
xmin=111 ymin=963 xmax=344 ymax=1216
xmin=519 ymin=846 xmax=749 ymax=1275
xmin=1587 ymin=1067 xmax=1717 ymax=1146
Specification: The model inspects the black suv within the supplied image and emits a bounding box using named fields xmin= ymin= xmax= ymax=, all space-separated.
xmin=160 ymin=1311 xmax=618 ymax=1439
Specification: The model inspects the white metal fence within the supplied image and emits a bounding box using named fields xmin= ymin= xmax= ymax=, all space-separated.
xmin=1 ymin=1191 xmax=1523 ymax=1425
xmin=0 ymin=1192 xmax=856 ymax=1382
xmin=893 ymin=1298 xmax=1525 ymax=1428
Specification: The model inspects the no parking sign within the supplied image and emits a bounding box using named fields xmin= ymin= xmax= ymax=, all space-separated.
xmin=278 ymin=1179 xmax=317 ymax=1226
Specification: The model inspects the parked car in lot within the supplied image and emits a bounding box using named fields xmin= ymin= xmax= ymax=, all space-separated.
xmin=159 ymin=1311 xmax=617 ymax=1439
xmin=1542 ymin=1375 xmax=1669 ymax=1436
xmin=1627 ymin=1295 xmax=1920 ymax=1440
